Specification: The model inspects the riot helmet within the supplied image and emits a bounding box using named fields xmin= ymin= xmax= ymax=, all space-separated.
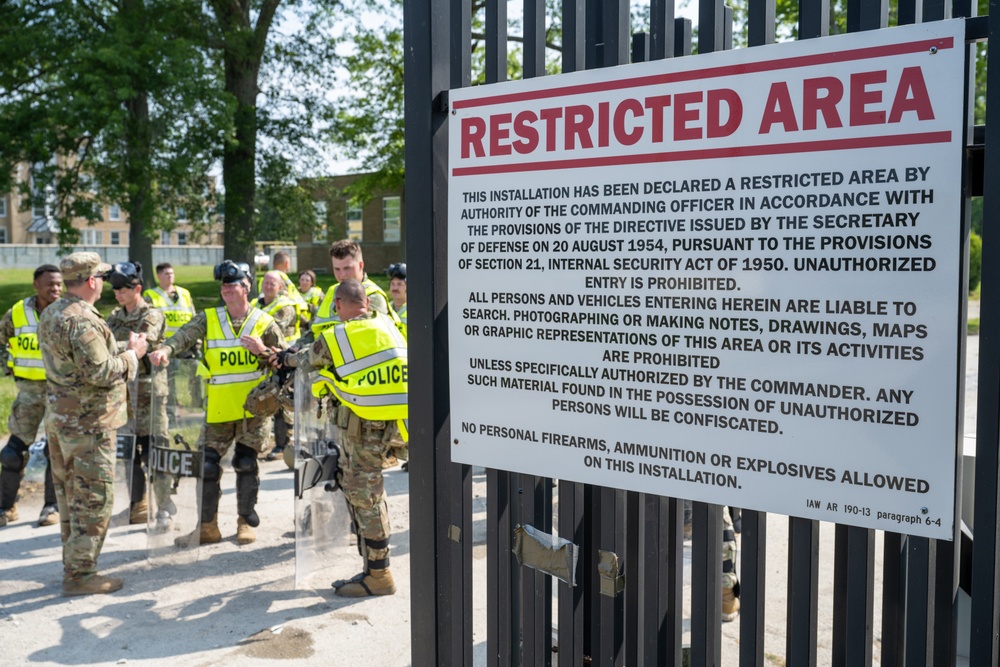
xmin=387 ymin=262 xmax=407 ymax=281
xmin=214 ymin=260 xmax=251 ymax=284
xmin=108 ymin=261 xmax=143 ymax=290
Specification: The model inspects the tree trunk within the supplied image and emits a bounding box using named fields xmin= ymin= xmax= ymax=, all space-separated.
xmin=125 ymin=88 xmax=154 ymax=287
xmin=122 ymin=0 xmax=154 ymax=287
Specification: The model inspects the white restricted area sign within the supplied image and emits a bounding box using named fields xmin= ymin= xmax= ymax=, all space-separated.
xmin=447 ymin=20 xmax=966 ymax=539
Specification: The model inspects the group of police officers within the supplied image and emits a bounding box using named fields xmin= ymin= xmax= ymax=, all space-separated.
xmin=0 ymin=239 xmax=409 ymax=598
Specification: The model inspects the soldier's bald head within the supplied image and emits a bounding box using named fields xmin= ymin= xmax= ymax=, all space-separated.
xmin=335 ymin=279 xmax=367 ymax=305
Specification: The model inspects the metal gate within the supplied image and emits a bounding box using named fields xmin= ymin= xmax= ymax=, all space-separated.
xmin=404 ymin=1 xmax=1000 ymax=664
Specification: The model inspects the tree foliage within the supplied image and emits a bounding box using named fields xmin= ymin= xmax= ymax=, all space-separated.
xmin=0 ymin=0 xmax=225 ymax=276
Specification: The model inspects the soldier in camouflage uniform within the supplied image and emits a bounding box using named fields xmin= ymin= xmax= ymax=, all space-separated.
xmin=0 ymin=264 xmax=63 ymax=527
xmin=252 ymin=271 xmax=298 ymax=462
xmin=105 ymin=262 xmax=167 ymax=524
xmin=39 ymin=252 xmax=147 ymax=596
xmin=722 ymin=506 xmax=739 ymax=621
xmin=148 ymin=261 xmax=285 ymax=546
xmin=279 ymin=279 xmax=406 ymax=597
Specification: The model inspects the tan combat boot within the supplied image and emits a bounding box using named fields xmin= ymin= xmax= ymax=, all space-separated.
xmin=200 ymin=516 xmax=222 ymax=544
xmin=38 ymin=504 xmax=59 ymax=527
xmin=62 ymin=574 xmax=124 ymax=597
xmin=722 ymin=587 xmax=740 ymax=622
xmin=129 ymin=496 xmax=148 ymax=525
xmin=236 ymin=517 xmax=256 ymax=545
xmin=0 ymin=504 xmax=19 ymax=526
xmin=334 ymin=568 xmax=396 ymax=597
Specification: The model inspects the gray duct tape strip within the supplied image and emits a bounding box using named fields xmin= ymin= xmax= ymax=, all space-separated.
xmin=512 ymin=524 xmax=579 ymax=586
xmin=597 ymin=549 xmax=625 ymax=597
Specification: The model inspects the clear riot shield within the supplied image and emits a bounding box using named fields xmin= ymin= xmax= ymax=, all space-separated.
xmin=110 ymin=376 xmax=138 ymax=528
xmin=147 ymin=357 xmax=205 ymax=564
xmin=293 ymin=369 xmax=352 ymax=589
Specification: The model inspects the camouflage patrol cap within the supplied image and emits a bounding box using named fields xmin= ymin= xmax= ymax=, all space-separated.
xmin=60 ymin=252 xmax=112 ymax=281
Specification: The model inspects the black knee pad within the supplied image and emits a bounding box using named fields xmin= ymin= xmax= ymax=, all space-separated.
xmin=203 ymin=448 xmax=223 ymax=483
xmin=0 ymin=435 xmax=28 ymax=469
xmin=232 ymin=444 xmax=258 ymax=474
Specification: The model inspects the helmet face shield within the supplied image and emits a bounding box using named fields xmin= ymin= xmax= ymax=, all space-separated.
xmin=109 ymin=262 xmax=142 ymax=290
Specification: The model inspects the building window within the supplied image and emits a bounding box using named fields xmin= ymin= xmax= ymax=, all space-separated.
xmin=109 ymin=204 xmax=121 ymax=220
xmin=176 ymin=207 xmax=187 ymax=221
xmin=346 ymin=202 xmax=363 ymax=242
xmin=160 ymin=230 xmax=171 ymax=245
xmin=313 ymin=201 xmax=328 ymax=244
xmin=383 ymin=196 xmax=401 ymax=243
xmin=80 ymin=229 xmax=103 ymax=245
xmin=0 ymin=228 xmax=7 ymax=244
xmin=0 ymin=197 xmax=6 ymax=217
xmin=110 ymin=231 xmax=120 ymax=245
xmin=177 ymin=231 xmax=188 ymax=246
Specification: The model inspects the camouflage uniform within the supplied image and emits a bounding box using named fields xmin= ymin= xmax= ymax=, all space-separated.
xmin=299 ymin=327 xmax=405 ymax=567
xmin=39 ymin=294 xmax=139 ymax=583
xmin=722 ymin=506 xmax=738 ymax=591
xmin=162 ymin=309 xmax=285 ymax=529
xmin=252 ymin=295 xmax=297 ymax=456
xmin=106 ymin=300 xmax=167 ymax=511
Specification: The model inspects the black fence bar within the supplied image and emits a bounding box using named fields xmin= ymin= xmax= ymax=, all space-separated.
xmin=897 ymin=0 xmax=922 ymax=24
xmin=486 ymin=469 xmax=514 ymax=667
xmin=846 ymin=0 xmax=888 ymax=32
xmin=590 ymin=486 xmax=626 ymax=665
xmin=747 ymin=0 xmax=775 ymax=46
xmin=674 ymin=18 xmax=692 ymax=58
xmin=690 ymin=502 xmax=722 ymax=667
xmin=952 ymin=0 xmax=974 ymax=17
xmin=624 ymin=492 xmax=641 ymax=663
xmin=799 ymin=0 xmax=830 ymax=39
xmin=404 ymin=0 xmax=468 ymax=659
xmin=523 ymin=0 xmax=545 ymax=78
xmin=739 ymin=510 xmax=766 ymax=667
xmin=601 ymin=0 xmax=628 ymax=67
xmin=698 ymin=0 xmax=724 ymax=54
xmin=786 ymin=517 xmax=819 ymax=667
xmin=970 ymin=4 xmax=1000 ymax=663
xmin=557 ymin=481 xmax=585 ymax=667
xmin=631 ymin=32 xmax=649 ymax=65
xmin=922 ymin=0 xmax=952 ymax=21
xmin=831 ymin=525 xmax=875 ymax=667
xmin=880 ymin=533 xmax=907 ymax=666
xmin=648 ymin=0 xmax=674 ymax=60
xmin=484 ymin=0 xmax=506 ymax=83
xmin=663 ymin=498 xmax=684 ymax=664
xmin=932 ymin=538 xmax=959 ymax=667
xmin=520 ymin=476 xmax=553 ymax=666
xmin=905 ymin=537 xmax=935 ymax=665
xmin=561 ymin=0 xmax=585 ymax=74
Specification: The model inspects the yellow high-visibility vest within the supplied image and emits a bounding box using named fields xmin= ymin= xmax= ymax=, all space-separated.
xmin=202 ymin=307 xmax=274 ymax=423
xmin=313 ymin=312 xmax=408 ymax=424
xmin=310 ymin=278 xmax=400 ymax=336
xmin=8 ymin=300 xmax=44 ymax=380
xmin=252 ymin=294 xmax=301 ymax=339
xmin=144 ymin=286 xmax=196 ymax=338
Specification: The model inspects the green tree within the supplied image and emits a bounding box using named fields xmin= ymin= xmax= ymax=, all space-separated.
xmin=0 ymin=0 xmax=224 ymax=278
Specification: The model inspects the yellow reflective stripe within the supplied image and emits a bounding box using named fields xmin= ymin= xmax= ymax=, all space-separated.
xmin=208 ymin=370 xmax=263 ymax=385
xmin=205 ymin=339 xmax=245 ymax=349
xmin=337 ymin=347 xmax=407 ymax=377
xmin=334 ymin=387 xmax=408 ymax=408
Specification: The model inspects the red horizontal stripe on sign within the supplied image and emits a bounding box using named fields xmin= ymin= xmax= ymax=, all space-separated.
xmin=451 ymin=38 xmax=955 ymax=110
xmin=451 ymin=131 xmax=953 ymax=176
